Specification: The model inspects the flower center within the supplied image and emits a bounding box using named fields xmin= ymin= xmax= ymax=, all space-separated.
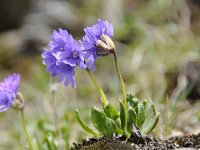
xmin=73 ymin=51 xmax=78 ymax=58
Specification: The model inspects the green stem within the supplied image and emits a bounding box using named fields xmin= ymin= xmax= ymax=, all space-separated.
xmin=86 ymin=68 xmax=107 ymax=108
xmin=113 ymin=52 xmax=127 ymax=133
xmin=113 ymin=52 xmax=127 ymax=112
xmin=20 ymin=110 xmax=33 ymax=150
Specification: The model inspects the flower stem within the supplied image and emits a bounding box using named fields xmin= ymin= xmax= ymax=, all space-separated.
xmin=86 ymin=68 xmax=107 ymax=108
xmin=20 ymin=109 xmax=33 ymax=150
xmin=113 ymin=52 xmax=127 ymax=111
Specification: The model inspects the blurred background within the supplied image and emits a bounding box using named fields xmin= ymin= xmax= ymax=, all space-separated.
xmin=0 ymin=0 xmax=200 ymax=149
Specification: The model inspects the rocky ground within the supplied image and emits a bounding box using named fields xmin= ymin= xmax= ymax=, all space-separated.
xmin=71 ymin=131 xmax=200 ymax=150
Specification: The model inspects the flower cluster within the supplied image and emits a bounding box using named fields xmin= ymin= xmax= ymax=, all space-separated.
xmin=42 ymin=19 xmax=114 ymax=88
xmin=42 ymin=29 xmax=86 ymax=88
xmin=82 ymin=19 xmax=114 ymax=70
xmin=0 ymin=73 xmax=20 ymax=112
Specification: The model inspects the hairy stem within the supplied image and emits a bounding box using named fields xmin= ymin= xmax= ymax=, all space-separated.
xmin=20 ymin=110 xmax=33 ymax=150
xmin=86 ymin=68 xmax=107 ymax=108
xmin=113 ymin=52 xmax=127 ymax=132
xmin=113 ymin=52 xmax=126 ymax=108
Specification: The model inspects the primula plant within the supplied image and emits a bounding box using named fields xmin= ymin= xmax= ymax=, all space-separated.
xmin=0 ymin=19 xmax=159 ymax=149
xmin=42 ymin=19 xmax=159 ymax=138
xmin=0 ymin=73 xmax=20 ymax=112
xmin=0 ymin=73 xmax=33 ymax=149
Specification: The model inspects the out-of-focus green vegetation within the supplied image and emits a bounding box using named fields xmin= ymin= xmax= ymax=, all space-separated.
xmin=0 ymin=0 xmax=200 ymax=149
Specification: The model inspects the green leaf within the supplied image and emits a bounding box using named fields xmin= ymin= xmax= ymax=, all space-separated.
xmin=127 ymin=93 xmax=139 ymax=108
xmin=75 ymin=109 xmax=98 ymax=137
xmin=91 ymin=107 xmax=118 ymax=137
xmin=32 ymin=138 xmax=40 ymax=150
xmin=143 ymin=99 xmax=148 ymax=110
xmin=104 ymin=103 xmax=119 ymax=120
xmin=137 ymin=102 xmax=145 ymax=128
xmin=127 ymin=107 xmax=137 ymax=133
xmin=44 ymin=134 xmax=56 ymax=150
xmin=141 ymin=104 xmax=159 ymax=134
xmin=119 ymin=100 xmax=126 ymax=131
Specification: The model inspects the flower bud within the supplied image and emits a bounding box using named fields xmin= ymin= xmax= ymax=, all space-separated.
xmin=12 ymin=93 xmax=24 ymax=110
xmin=96 ymin=34 xmax=115 ymax=56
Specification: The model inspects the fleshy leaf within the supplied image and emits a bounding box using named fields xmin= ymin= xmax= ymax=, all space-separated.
xmin=91 ymin=107 xmax=118 ymax=137
xmin=75 ymin=109 xmax=98 ymax=137
xmin=137 ymin=102 xmax=146 ymax=128
xmin=104 ymin=103 xmax=119 ymax=120
xmin=119 ymin=100 xmax=126 ymax=131
xmin=127 ymin=93 xmax=139 ymax=108
xmin=143 ymin=99 xmax=148 ymax=110
xmin=141 ymin=104 xmax=159 ymax=134
xmin=44 ymin=134 xmax=57 ymax=150
xmin=127 ymin=107 xmax=137 ymax=133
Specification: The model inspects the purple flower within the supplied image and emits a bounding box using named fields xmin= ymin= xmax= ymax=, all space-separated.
xmin=0 ymin=73 xmax=20 ymax=112
xmin=82 ymin=19 xmax=115 ymax=70
xmin=42 ymin=29 xmax=86 ymax=88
